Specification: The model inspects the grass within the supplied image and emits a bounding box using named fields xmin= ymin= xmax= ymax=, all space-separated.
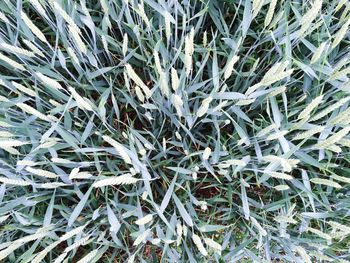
xmin=0 ymin=0 xmax=350 ymax=262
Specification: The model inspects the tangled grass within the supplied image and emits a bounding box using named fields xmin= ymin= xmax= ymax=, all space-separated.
xmin=0 ymin=0 xmax=350 ymax=262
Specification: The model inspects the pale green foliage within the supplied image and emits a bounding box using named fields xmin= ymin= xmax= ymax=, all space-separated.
xmin=0 ymin=0 xmax=350 ymax=262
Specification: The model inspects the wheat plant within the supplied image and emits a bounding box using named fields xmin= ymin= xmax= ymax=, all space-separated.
xmin=0 ymin=0 xmax=350 ymax=262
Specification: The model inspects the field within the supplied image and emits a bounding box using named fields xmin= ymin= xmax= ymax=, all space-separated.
xmin=0 ymin=0 xmax=350 ymax=262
